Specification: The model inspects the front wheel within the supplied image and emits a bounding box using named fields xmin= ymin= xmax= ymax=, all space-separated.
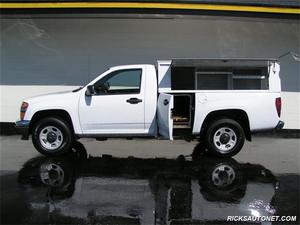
xmin=32 ymin=117 xmax=74 ymax=156
xmin=205 ymin=118 xmax=245 ymax=158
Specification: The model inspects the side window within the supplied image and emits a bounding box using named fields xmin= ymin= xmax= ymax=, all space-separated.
xmin=171 ymin=66 xmax=269 ymax=90
xmin=95 ymin=69 xmax=142 ymax=94
xmin=195 ymin=68 xmax=268 ymax=90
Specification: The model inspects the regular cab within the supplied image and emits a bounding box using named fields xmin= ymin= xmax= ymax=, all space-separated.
xmin=15 ymin=58 xmax=284 ymax=157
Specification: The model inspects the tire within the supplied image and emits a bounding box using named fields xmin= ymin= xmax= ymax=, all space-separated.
xmin=32 ymin=117 xmax=74 ymax=156
xmin=205 ymin=118 xmax=245 ymax=158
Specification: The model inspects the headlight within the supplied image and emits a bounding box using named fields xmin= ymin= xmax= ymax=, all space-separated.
xmin=20 ymin=102 xmax=29 ymax=120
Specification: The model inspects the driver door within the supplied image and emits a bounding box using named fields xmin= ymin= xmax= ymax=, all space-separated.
xmin=79 ymin=66 xmax=145 ymax=135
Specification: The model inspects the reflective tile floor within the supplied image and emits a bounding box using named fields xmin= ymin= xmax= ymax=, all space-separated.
xmin=0 ymin=135 xmax=299 ymax=224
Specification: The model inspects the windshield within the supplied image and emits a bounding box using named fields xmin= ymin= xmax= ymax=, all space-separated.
xmin=72 ymin=68 xmax=111 ymax=93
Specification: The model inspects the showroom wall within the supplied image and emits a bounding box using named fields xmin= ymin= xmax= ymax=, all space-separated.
xmin=0 ymin=16 xmax=299 ymax=128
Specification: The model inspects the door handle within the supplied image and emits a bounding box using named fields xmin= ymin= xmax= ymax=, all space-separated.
xmin=126 ymin=98 xmax=143 ymax=104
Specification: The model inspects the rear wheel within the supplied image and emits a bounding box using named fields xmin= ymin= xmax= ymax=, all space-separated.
xmin=32 ymin=117 xmax=74 ymax=156
xmin=205 ymin=118 xmax=245 ymax=158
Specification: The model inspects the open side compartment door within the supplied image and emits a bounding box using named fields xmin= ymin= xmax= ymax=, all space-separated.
xmin=157 ymin=93 xmax=173 ymax=140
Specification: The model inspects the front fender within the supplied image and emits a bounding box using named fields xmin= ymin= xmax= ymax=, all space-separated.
xmin=23 ymin=91 xmax=82 ymax=134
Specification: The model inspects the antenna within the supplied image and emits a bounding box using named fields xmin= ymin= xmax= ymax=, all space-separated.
xmin=278 ymin=51 xmax=300 ymax=62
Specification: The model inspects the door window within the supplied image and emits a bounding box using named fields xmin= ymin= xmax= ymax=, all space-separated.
xmin=95 ymin=69 xmax=142 ymax=94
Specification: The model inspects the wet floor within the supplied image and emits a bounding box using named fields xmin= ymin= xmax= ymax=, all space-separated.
xmin=0 ymin=135 xmax=299 ymax=224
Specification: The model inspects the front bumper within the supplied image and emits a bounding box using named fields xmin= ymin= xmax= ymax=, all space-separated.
xmin=15 ymin=120 xmax=30 ymax=140
xmin=275 ymin=120 xmax=285 ymax=130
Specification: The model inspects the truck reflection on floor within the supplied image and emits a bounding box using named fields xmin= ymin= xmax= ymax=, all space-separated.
xmin=17 ymin=141 xmax=277 ymax=225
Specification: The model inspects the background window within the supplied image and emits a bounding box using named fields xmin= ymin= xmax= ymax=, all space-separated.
xmin=196 ymin=72 xmax=231 ymax=90
xmin=233 ymin=76 xmax=267 ymax=90
xmin=232 ymin=68 xmax=268 ymax=90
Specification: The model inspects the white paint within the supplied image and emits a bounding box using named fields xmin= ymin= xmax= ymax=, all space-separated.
xmin=192 ymin=92 xmax=281 ymax=133
xmin=144 ymin=64 xmax=158 ymax=135
xmin=0 ymin=85 xmax=77 ymax=122
xmin=19 ymin=87 xmax=83 ymax=134
xmin=78 ymin=65 xmax=147 ymax=134
xmin=158 ymin=60 xmax=283 ymax=132
xmin=157 ymin=60 xmax=172 ymax=92
xmin=269 ymin=62 xmax=281 ymax=92
xmin=15 ymin=64 xmax=158 ymax=135
xmin=157 ymin=93 xmax=174 ymax=140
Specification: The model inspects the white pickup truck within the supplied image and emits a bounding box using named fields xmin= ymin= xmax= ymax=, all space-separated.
xmin=15 ymin=58 xmax=284 ymax=157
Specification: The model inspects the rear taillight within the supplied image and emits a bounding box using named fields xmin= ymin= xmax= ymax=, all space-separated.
xmin=20 ymin=102 xmax=28 ymax=120
xmin=275 ymin=97 xmax=281 ymax=117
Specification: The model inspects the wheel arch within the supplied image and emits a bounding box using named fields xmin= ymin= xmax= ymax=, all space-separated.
xmin=200 ymin=109 xmax=251 ymax=141
xmin=29 ymin=109 xmax=74 ymax=135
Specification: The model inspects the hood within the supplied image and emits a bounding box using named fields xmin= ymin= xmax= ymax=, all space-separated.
xmin=25 ymin=90 xmax=77 ymax=104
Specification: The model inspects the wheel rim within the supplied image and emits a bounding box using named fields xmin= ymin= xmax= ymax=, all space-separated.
xmin=39 ymin=162 xmax=65 ymax=187
xmin=211 ymin=164 xmax=236 ymax=187
xmin=39 ymin=126 xmax=63 ymax=151
xmin=213 ymin=127 xmax=237 ymax=153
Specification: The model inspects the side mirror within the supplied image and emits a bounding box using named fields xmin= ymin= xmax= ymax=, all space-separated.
xmin=85 ymin=85 xmax=95 ymax=96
